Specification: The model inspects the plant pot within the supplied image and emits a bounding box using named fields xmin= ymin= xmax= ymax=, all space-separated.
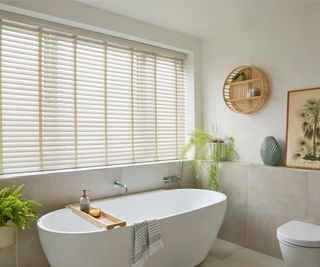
xmin=0 ymin=221 xmax=18 ymax=248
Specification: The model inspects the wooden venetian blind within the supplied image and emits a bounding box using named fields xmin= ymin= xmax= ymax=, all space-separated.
xmin=0 ymin=18 xmax=186 ymax=174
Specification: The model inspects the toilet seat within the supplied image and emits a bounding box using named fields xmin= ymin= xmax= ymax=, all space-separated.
xmin=277 ymin=220 xmax=320 ymax=248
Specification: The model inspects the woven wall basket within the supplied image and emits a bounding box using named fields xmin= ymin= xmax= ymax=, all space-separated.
xmin=223 ymin=65 xmax=270 ymax=114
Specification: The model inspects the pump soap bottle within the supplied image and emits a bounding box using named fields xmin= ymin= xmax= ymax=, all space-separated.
xmin=80 ymin=190 xmax=90 ymax=213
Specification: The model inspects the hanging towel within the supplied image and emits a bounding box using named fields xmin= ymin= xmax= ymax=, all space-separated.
xmin=147 ymin=219 xmax=164 ymax=256
xmin=131 ymin=219 xmax=164 ymax=267
xmin=131 ymin=221 xmax=148 ymax=267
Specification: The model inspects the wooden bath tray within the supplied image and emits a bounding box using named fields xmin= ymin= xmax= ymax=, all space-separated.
xmin=67 ymin=204 xmax=127 ymax=230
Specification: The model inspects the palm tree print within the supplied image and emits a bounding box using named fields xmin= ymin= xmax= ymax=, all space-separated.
xmin=294 ymin=98 xmax=320 ymax=161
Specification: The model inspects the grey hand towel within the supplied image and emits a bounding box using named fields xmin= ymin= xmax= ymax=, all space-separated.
xmin=131 ymin=219 xmax=164 ymax=267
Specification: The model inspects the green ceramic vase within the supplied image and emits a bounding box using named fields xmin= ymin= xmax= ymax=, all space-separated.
xmin=260 ymin=136 xmax=281 ymax=166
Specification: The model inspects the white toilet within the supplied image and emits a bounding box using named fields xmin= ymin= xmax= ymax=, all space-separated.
xmin=277 ymin=220 xmax=320 ymax=267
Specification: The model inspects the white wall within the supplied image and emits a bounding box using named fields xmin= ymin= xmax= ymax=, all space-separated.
xmin=202 ymin=3 xmax=320 ymax=163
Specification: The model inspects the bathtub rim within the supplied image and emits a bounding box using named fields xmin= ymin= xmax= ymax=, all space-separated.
xmin=37 ymin=188 xmax=227 ymax=235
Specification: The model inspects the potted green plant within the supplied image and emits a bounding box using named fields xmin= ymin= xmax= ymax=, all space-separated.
xmin=0 ymin=184 xmax=40 ymax=248
xmin=180 ymin=129 xmax=238 ymax=190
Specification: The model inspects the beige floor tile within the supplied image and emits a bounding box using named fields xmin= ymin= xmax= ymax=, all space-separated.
xmin=197 ymin=254 xmax=221 ymax=267
xmin=210 ymin=238 xmax=243 ymax=260
xmin=219 ymin=248 xmax=284 ymax=267
xmin=201 ymin=239 xmax=284 ymax=267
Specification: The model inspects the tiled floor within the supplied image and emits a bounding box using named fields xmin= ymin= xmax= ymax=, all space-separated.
xmin=198 ymin=239 xmax=284 ymax=267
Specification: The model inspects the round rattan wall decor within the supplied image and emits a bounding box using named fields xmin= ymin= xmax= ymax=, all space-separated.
xmin=223 ymin=65 xmax=270 ymax=114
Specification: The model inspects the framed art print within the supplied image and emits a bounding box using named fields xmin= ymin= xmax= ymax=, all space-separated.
xmin=285 ymin=87 xmax=320 ymax=169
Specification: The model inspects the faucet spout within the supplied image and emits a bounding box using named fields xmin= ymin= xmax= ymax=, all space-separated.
xmin=163 ymin=175 xmax=183 ymax=188
xmin=114 ymin=180 xmax=128 ymax=194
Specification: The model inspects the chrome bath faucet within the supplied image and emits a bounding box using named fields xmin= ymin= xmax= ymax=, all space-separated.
xmin=114 ymin=180 xmax=128 ymax=194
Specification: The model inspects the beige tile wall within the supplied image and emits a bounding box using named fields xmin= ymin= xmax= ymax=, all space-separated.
xmin=217 ymin=162 xmax=320 ymax=259
xmin=0 ymin=161 xmax=195 ymax=267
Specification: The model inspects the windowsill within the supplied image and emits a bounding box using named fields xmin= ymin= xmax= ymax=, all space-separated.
xmin=0 ymin=159 xmax=192 ymax=180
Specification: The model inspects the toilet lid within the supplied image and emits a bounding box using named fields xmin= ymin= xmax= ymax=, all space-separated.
xmin=277 ymin=220 xmax=320 ymax=248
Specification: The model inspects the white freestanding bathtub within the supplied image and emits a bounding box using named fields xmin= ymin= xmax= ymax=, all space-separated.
xmin=38 ymin=189 xmax=227 ymax=267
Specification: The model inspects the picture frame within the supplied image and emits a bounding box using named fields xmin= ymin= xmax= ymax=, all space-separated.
xmin=285 ymin=87 xmax=320 ymax=169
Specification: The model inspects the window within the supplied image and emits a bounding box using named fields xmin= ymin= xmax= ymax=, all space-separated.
xmin=0 ymin=15 xmax=186 ymax=174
